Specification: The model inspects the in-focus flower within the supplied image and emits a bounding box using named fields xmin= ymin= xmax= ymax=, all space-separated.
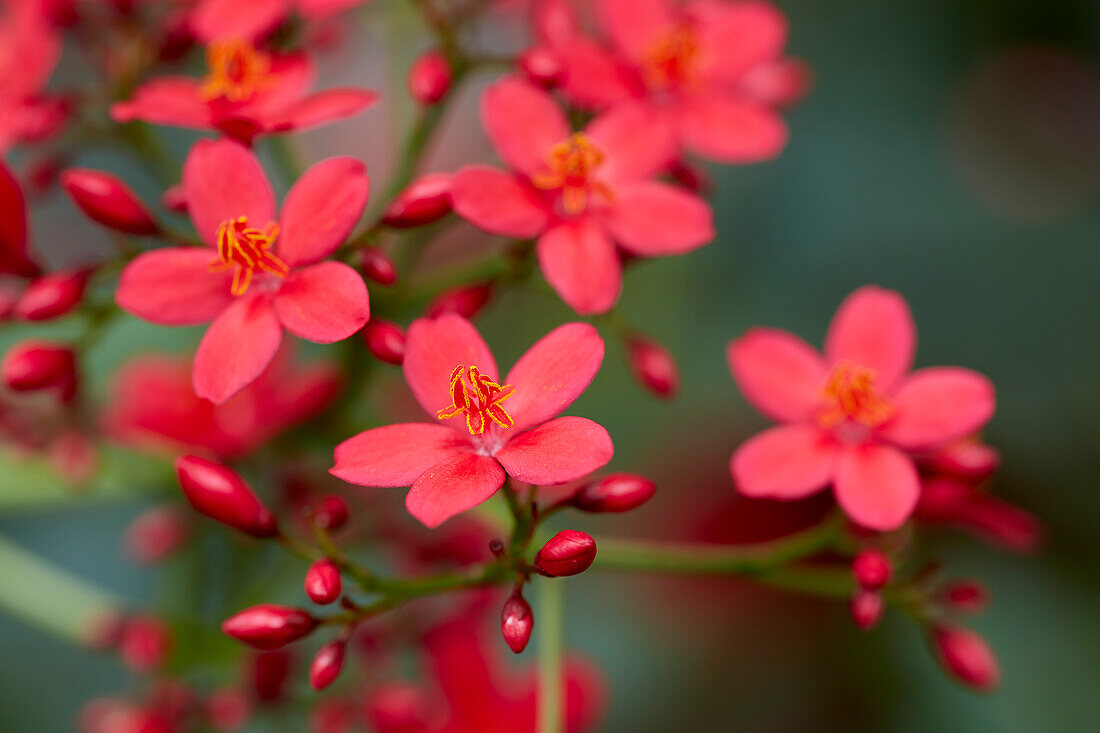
xmin=111 ymin=40 xmax=377 ymax=144
xmin=189 ymin=0 xmax=371 ymax=44
xmin=543 ymin=0 xmax=810 ymax=163
xmin=728 ymin=286 xmax=996 ymax=531
xmin=116 ymin=138 xmax=370 ymax=403
xmin=451 ymin=77 xmax=713 ymax=314
xmin=331 ymin=314 xmax=613 ymax=527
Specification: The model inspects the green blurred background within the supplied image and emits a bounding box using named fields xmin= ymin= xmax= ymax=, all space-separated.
xmin=2 ymin=0 xmax=1100 ymax=730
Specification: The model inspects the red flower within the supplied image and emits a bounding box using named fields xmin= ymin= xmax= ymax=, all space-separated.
xmin=104 ymin=346 xmax=339 ymax=458
xmin=451 ymin=77 xmax=713 ymax=314
xmin=727 ymin=286 xmax=996 ymax=531
xmin=544 ymin=0 xmax=809 ymax=164
xmin=0 ymin=3 xmax=66 ymax=152
xmin=332 ymin=314 xmax=613 ymax=527
xmin=111 ymin=40 xmax=377 ymax=144
xmin=116 ymin=138 xmax=370 ymax=403
xmin=189 ymin=0 xmax=371 ymax=44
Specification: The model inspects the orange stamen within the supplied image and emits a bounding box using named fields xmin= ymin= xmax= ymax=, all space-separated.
xmin=643 ymin=23 xmax=701 ymax=90
xmin=436 ymin=365 xmax=516 ymax=435
xmin=200 ymin=39 xmax=272 ymax=103
xmin=819 ymin=362 xmax=893 ymax=428
xmin=532 ymin=133 xmax=615 ymax=216
xmin=209 ymin=216 xmax=288 ymax=296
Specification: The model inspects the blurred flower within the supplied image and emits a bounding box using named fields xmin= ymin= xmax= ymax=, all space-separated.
xmin=189 ymin=0 xmax=372 ymax=43
xmin=0 ymin=2 xmax=66 ymax=152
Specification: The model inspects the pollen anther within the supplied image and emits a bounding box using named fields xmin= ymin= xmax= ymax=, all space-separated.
xmin=209 ymin=216 xmax=288 ymax=296
xmin=819 ymin=362 xmax=893 ymax=429
xmin=200 ymin=39 xmax=272 ymax=102
xmin=532 ymin=133 xmax=614 ymax=215
xmin=437 ymin=365 xmax=516 ymax=435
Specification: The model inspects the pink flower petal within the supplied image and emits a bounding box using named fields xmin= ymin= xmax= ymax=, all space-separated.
xmin=278 ymin=157 xmax=369 ymax=267
xmin=691 ymin=0 xmax=788 ymax=84
xmin=600 ymin=181 xmax=713 ymax=255
xmin=183 ymin=138 xmax=276 ymax=246
xmin=406 ymin=453 xmax=506 ymax=528
xmin=554 ymin=37 xmax=639 ymax=109
xmin=451 ymin=165 xmax=550 ymax=238
xmin=595 ymin=0 xmax=673 ymax=61
xmin=537 ymin=220 xmax=622 ymax=315
xmin=190 ymin=0 xmax=289 ymax=42
xmin=731 ymin=425 xmax=837 ymax=499
xmin=331 ymin=423 xmax=470 ymax=487
xmin=482 ymin=77 xmax=569 ymax=177
xmin=273 ymin=261 xmax=369 ymax=343
xmin=404 ymin=313 xmax=499 ymax=423
xmin=495 ymin=416 xmax=613 ymax=485
xmin=267 ymin=89 xmax=378 ymax=133
xmin=586 ymin=103 xmax=678 ymax=183
xmin=824 ymin=285 xmax=915 ymax=390
xmin=193 ymin=293 xmax=283 ymax=404
xmin=834 ymin=443 xmax=920 ymax=531
xmin=110 ymin=78 xmax=213 ymax=129
xmin=879 ymin=368 xmax=995 ymax=450
xmin=678 ymin=92 xmax=788 ymax=163
xmin=727 ymin=328 xmax=828 ymax=423
xmin=249 ymin=53 xmax=317 ymax=114
xmin=503 ymin=323 xmax=605 ymax=433
xmin=116 ymin=248 xmax=234 ymax=326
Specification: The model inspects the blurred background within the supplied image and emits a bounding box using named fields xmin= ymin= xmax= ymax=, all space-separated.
xmin=1 ymin=0 xmax=1099 ymax=730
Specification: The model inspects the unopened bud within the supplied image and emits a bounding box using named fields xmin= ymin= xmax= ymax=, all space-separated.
xmin=519 ymin=46 xmax=564 ymax=88
xmin=223 ymin=604 xmax=318 ymax=650
xmin=572 ymin=473 xmax=656 ymax=513
xmin=930 ymin=624 xmax=1000 ymax=692
xmin=360 ymin=248 xmax=398 ymax=285
xmin=849 ymin=590 xmax=883 ymax=629
xmin=939 ymin=580 xmax=989 ymax=614
xmin=852 ymin=548 xmax=892 ymax=590
xmin=1 ymin=339 xmax=76 ymax=397
xmin=501 ymin=593 xmax=533 ymax=653
xmin=535 ymin=530 xmax=597 ymax=577
xmin=304 ymin=559 xmax=342 ymax=605
xmin=13 ymin=269 xmax=88 ymax=321
xmin=60 ymin=168 xmax=157 ymax=235
xmin=174 ymin=455 xmax=277 ymax=537
xmin=162 ymin=184 xmax=188 ymax=213
xmin=124 ymin=505 xmax=191 ymax=565
xmin=205 ymin=687 xmax=250 ymax=730
xmin=313 ymin=495 xmax=349 ymax=531
xmin=118 ymin=614 xmax=172 ymax=672
xmin=489 ymin=538 xmax=505 ymax=558
xmin=626 ymin=335 xmax=679 ymax=399
xmin=249 ymin=650 xmax=291 ymax=703
xmin=309 ymin=640 xmax=346 ymax=691
xmin=361 ymin=319 xmax=406 ymax=365
xmin=407 ymin=51 xmax=452 ymax=105
xmin=426 ymin=282 xmax=493 ymax=320
xmin=381 ymin=173 xmax=452 ymax=228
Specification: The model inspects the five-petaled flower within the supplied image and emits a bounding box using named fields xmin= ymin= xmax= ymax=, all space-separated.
xmin=331 ymin=314 xmax=613 ymax=527
xmin=727 ymin=286 xmax=996 ymax=531
xmin=451 ymin=76 xmax=714 ymax=315
xmin=115 ymin=138 xmax=370 ymax=404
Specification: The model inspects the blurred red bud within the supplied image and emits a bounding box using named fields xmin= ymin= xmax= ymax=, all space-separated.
xmin=362 ymin=319 xmax=406 ymax=365
xmin=519 ymin=46 xmax=564 ymax=88
xmin=118 ymin=615 xmax=172 ymax=673
xmin=930 ymin=624 xmax=1001 ymax=692
xmin=162 ymin=184 xmax=188 ymax=214
xmin=365 ymin=682 xmax=432 ymax=733
xmin=60 ymin=168 xmax=157 ymax=235
xmin=407 ymin=51 xmax=451 ymax=104
xmin=501 ymin=593 xmax=533 ymax=653
xmin=572 ymin=473 xmax=656 ymax=513
xmin=223 ymin=604 xmax=317 ymax=650
xmin=1 ymin=339 xmax=76 ymax=397
xmin=360 ymin=247 xmax=398 ymax=285
xmin=304 ymin=559 xmax=342 ymax=605
xmin=626 ymin=335 xmax=679 ymax=399
xmin=667 ymin=159 xmax=713 ymax=195
xmin=249 ymin=650 xmax=292 ymax=703
xmin=426 ymin=282 xmax=493 ymax=319
xmin=849 ymin=590 xmax=884 ymax=629
xmin=13 ymin=269 xmax=88 ymax=321
xmin=939 ymin=580 xmax=989 ymax=614
xmin=174 ymin=455 xmax=278 ymax=537
xmin=313 ymin=495 xmax=349 ymax=531
xmin=535 ymin=530 xmax=597 ymax=577
xmin=309 ymin=641 xmax=346 ymax=690
xmin=852 ymin=548 xmax=892 ymax=590
xmin=124 ymin=505 xmax=191 ymax=565
xmin=205 ymin=687 xmax=250 ymax=730
xmin=382 ymin=173 xmax=452 ymax=228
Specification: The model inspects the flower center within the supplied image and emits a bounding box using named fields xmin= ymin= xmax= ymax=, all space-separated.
xmin=209 ymin=216 xmax=289 ymax=296
xmin=531 ymin=133 xmax=615 ymax=216
xmin=818 ymin=362 xmax=893 ymax=429
xmin=643 ymin=23 xmax=701 ymax=90
xmin=200 ymin=40 xmax=272 ymax=102
xmin=436 ymin=365 xmax=515 ymax=436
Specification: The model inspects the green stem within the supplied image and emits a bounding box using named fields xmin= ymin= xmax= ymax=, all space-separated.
xmin=537 ymin=580 xmax=565 ymax=733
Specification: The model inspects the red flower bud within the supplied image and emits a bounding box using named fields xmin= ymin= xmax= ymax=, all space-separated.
xmin=162 ymin=184 xmax=188 ymax=213
xmin=535 ymin=530 xmax=597 ymax=577
xmin=13 ymin=269 xmax=88 ymax=321
xmin=852 ymin=548 xmax=892 ymax=590
xmin=222 ymin=604 xmax=318 ymax=650
xmin=381 ymin=173 xmax=452 ymax=228
xmin=60 ymin=168 xmax=157 ymax=235
xmin=938 ymin=580 xmax=989 ymax=614
xmin=309 ymin=640 xmax=346 ymax=690
xmin=174 ymin=455 xmax=277 ymax=537
xmin=119 ymin=614 xmax=172 ymax=673
xmin=849 ymin=590 xmax=884 ymax=629
xmin=124 ymin=505 xmax=191 ymax=565
xmin=572 ymin=473 xmax=656 ymax=513
xmin=304 ymin=558 xmax=342 ymax=605
xmin=313 ymin=495 xmax=349 ymax=531
xmin=205 ymin=687 xmax=250 ymax=730
xmin=626 ymin=335 xmax=679 ymax=399
xmin=360 ymin=247 xmax=398 ymax=285
xmin=426 ymin=282 xmax=493 ymax=320
xmin=519 ymin=46 xmax=564 ymax=88
xmin=1 ymin=339 xmax=76 ymax=397
xmin=930 ymin=624 xmax=1001 ymax=692
xmin=362 ymin=319 xmax=406 ymax=365
xmin=249 ymin=650 xmax=292 ymax=703
xmin=667 ymin=159 xmax=713 ymax=195
xmin=407 ymin=51 xmax=451 ymax=105
xmin=501 ymin=593 xmax=533 ymax=653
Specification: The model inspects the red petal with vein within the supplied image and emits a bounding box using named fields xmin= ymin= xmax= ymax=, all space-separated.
xmin=331 ymin=423 xmax=470 ymax=487
xmin=496 ymin=417 xmax=613 ymax=485
xmin=481 ymin=77 xmax=569 ymax=177
xmin=587 ymin=103 xmax=678 ymax=183
xmin=554 ymin=37 xmax=639 ymax=109
xmin=278 ymin=157 xmax=369 ymax=267
xmin=116 ymin=248 xmax=233 ymax=326
xmin=268 ymin=89 xmax=378 ymax=133
xmin=835 ymin=443 xmax=920 ymax=531
xmin=406 ymin=453 xmax=505 ymax=528
xmin=183 ymin=138 xmax=276 ymax=246
xmin=601 ymin=181 xmax=714 ymax=255
xmin=727 ymin=328 xmax=828 ymax=422
xmin=451 ymin=165 xmax=550 ymax=238
xmin=273 ymin=261 xmax=369 ymax=343
xmin=110 ymin=78 xmax=214 ymax=129
xmin=403 ymin=313 xmax=499 ymax=421
xmin=731 ymin=425 xmax=838 ymax=499
xmin=824 ymin=285 xmax=915 ymax=391
xmin=536 ymin=220 xmax=621 ymax=315
xmin=504 ymin=323 xmax=604 ymax=433
xmin=193 ymin=293 xmax=283 ymax=404
xmin=879 ymin=368 xmax=995 ymax=450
